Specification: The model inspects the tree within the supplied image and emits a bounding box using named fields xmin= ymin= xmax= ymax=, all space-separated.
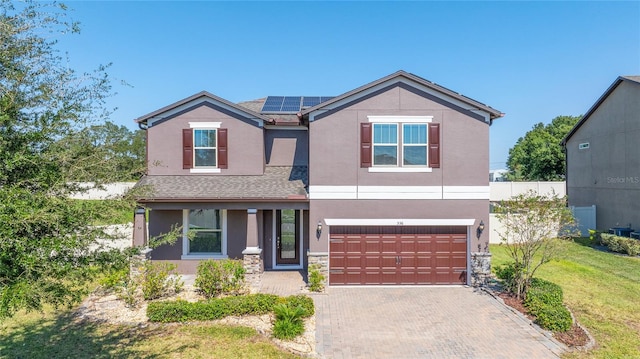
xmin=55 ymin=121 xmax=146 ymax=181
xmin=0 ymin=1 xmax=129 ymax=318
xmin=506 ymin=115 xmax=580 ymax=181
xmin=495 ymin=191 xmax=578 ymax=298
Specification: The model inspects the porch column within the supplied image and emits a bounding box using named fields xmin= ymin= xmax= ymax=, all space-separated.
xmin=132 ymin=206 xmax=147 ymax=247
xmin=242 ymin=208 xmax=263 ymax=292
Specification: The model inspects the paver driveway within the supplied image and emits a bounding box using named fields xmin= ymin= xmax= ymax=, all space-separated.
xmin=313 ymin=286 xmax=564 ymax=359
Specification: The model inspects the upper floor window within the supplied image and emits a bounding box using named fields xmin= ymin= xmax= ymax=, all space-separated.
xmin=402 ymin=124 xmax=427 ymax=166
xmin=362 ymin=116 xmax=438 ymax=172
xmin=194 ymin=129 xmax=217 ymax=167
xmin=183 ymin=122 xmax=228 ymax=173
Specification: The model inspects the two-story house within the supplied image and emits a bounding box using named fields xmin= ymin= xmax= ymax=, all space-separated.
xmin=132 ymin=71 xmax=503 ymax=287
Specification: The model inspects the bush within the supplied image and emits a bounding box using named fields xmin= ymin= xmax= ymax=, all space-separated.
xmin=524 ymin=278 xmax=571 ymax=332
xmin=141 ymin=261 xmax=183 ymax=300
xmin=195 ymin=259 xmax=246 ymax=298
xmin=99 ymin=268 xmax=129 ymax=291
xmin=308 ymin=264 xmax=325 ymax=292
xmin=147 ymin=294 xmax=279 ymax=322
xmin=494 ymin=262 xmax=521 ymax=294
xmin=281 ymin=295 xmax=314 ymax=317
xmin=146 ymin=293 xmax=315 ymax=323
xmin=272 ymin=303 xmax=305 ymax=340
xmin=600 ymin=233 xmax=640 ymax=256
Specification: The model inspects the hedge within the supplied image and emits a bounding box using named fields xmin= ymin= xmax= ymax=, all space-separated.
xmin=147 ymin=294 xmax=314 ymax=323
xmin=524 ymin=278 xmax=572 ymax=332
xmin=600 ymin=233 xmax=640 ymax=256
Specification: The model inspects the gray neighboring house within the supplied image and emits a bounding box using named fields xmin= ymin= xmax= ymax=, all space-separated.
xmin=132 ymin=70 xmax=503 ymax=287
xmin=562 ymin=76 xmax=640 ymax=231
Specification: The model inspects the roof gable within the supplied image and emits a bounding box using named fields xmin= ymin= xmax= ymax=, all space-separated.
xmin=301 ymin=70 xmax=503 ymax=123
xmin=562 ymin=76 xmax=640 ymax=145
xmin=135 ymin=91 xmax=269 ymax=128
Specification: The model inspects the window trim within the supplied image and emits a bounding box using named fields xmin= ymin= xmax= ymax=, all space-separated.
xmin=372 ymin=123 xmax=399 ymax=167
xmin=181 ymin=209 xmax=228 ymax=260
xmin=367 ymin=116 xmax=433 ymax=172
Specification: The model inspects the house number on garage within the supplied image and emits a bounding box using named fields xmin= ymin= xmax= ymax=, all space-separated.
xmin=397 ymin=221 xmax=404 ymax=225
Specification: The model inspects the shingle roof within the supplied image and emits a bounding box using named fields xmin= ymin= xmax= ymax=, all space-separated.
xmin=135 ymin=166 xmax=308 ymax=201
xmin=300 ymin=70 xmax=504 ymax=121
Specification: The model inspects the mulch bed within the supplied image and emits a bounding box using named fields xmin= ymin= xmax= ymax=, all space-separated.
xmin=496 ymin=292 xmax=590 ymax=348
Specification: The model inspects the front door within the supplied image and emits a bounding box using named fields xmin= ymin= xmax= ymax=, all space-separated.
xmin=276 ymin=209 xmax=299 ymax=265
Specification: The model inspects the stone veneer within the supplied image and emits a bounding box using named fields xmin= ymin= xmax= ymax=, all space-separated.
xmin=308 ymin=252 xmax=329 ymax=288
xmin=242 ymin=251 xmax=264 ymax=292
xmin=470 ymin=252 xmax=492 ymax=287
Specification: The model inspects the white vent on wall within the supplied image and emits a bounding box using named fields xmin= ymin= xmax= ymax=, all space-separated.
xmin=579 ymin=143 xmax=590 ymax=150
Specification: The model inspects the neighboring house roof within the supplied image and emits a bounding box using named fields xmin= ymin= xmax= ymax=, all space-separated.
xmin=562 ymin=76 xmax=640 ymax=146
xmin=135 ymin=91 xmax=271 ymax=126
xmin=135 ymin=166 xmax=308 ymax=202
xmin=300 ymin=70 xmax=504 ymax=122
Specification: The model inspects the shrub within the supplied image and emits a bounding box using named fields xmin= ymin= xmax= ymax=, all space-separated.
xmin=524 ymin=278 xmax=571 ymax=332
xmin=147 ymin=294 xmax=280 ymax=322
xmin=600 ymin=234 xmax=640 ymax=256
xmin=99 ymin=268 xmax=129 ymax=291
xmin=281 ymin=295 xmax=314 ymax=317
xmin=141 ymin=261 xmax=183 ymax=300
xmin=494 ymin=262 xmax=521 ymax=294
xmin=308 ymin=264 xmax=325 ymax=292
xmin=195 ymin=259 xmax=246 ymax=298
xmin=272 ymin=303 xmax=305 ymax=340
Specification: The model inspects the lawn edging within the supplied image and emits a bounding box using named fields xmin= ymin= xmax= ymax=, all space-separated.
xmin=481 ymin=284 xmax=595 ymax=354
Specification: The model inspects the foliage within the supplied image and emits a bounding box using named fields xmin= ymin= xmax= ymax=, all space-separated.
xmin=491 ymin=241 xmax=640 ymax=358
xmin=0 ymin=308 xmax=299 ymax=359
xmin=506 ymin=115 xmax=580 ymax=181
xmin=495 ymin=190 xmax=578 ymax=298
xmin=494 ymin=262 xmax=520 ymax=294
xmin=523 ymin=278 xmax=572 ymax=332
xmin=600 ymin=234 xmax=640 ymax=256
xmin=147 ymin=294 xmax=314 ymax=323
xmin=272 ymin=303 xmax=306 ymax=340
xmin=0 ymin=1 xmax=139 ymax=319
xmin=279 ymin=294 xmax=315 ymax=317
xmin=195 ymin=259 xmax=246 ymax=298
xmin=140 ymin=262 xmax=183 ymax=301
xmin=307 ymin=264 xmax=325 ymax=292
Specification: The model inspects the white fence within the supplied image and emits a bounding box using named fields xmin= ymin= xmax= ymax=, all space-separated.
xmin=570 ymin=205 xmax=596 ymax=237
xmin=69 ymin=182 xmax=136 ymax=200
xmin=489 ymin=181 xmax=567 ymax=243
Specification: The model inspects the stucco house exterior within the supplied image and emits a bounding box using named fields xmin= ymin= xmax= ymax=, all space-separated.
xmin=132 ymin=71 xmax=503 ymax=287
xmin=562 ymin=76 xmax=640 ymax=231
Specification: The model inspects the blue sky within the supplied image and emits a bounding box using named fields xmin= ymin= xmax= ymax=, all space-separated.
xmin=60 ymin=1 xmax=640 ymax=169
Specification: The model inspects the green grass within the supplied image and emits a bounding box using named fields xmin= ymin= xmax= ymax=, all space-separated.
xmin=0 ymin=307 xmax=299 ymax=359
xmin=491 ymin=239 xmax=640 ymax=358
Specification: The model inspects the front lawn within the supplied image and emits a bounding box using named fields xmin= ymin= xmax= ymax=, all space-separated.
xmin=0 ymin=306 xmax=299 ymax=358
xmin=491 ymin=238 xmax=640 ymax=358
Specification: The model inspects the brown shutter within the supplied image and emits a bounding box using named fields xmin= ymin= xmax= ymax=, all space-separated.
xmin=428 ymin=123 xmax=440 ymax=168
xmin=360 ymin=123 xmax=372 ymax=168
xmin=218 ymin=128 xmax=228 ymax=169
xmin=182 ymin=128 xmax=193 ymax=169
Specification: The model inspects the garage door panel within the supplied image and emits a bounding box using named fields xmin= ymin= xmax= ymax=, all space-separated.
xmin=329 ymin=228 xmax=468 ymax=285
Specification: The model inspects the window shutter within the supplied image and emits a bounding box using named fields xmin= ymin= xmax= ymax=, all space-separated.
xmin=360 ymin=123 xmax=372 ymax=168
xmin=218 ymin=128 xmax=228 ymax=169
xmin=428 ymin=123 xmax=440 ymax=168
xmin=182 ymin=128 xmax=193 ymax=169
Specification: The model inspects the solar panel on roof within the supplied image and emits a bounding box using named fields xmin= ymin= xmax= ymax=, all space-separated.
xmin=302 ymin=96 xmax=321 ymax=107
xmin=261 ymin=96 xmax=284 ymax=112
xmin=261 ymin=95 xmax=335 ymax=113
xmin=281 ymin=96 xmax=302 ymax=112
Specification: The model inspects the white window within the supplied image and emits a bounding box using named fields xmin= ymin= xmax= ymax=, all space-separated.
xmin=182 ymin=209 xmax=227 ymax=259
xmin=372 ymin=123 xmax=398 ymax=166
xmin=402 ymin=124 xmax=427 ymax=166
xmin=193 ymin=129 xmax=217 ymax=167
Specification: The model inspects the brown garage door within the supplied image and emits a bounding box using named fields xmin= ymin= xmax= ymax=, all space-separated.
xmin=329 ymin=226 xmax=467 ymax=285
